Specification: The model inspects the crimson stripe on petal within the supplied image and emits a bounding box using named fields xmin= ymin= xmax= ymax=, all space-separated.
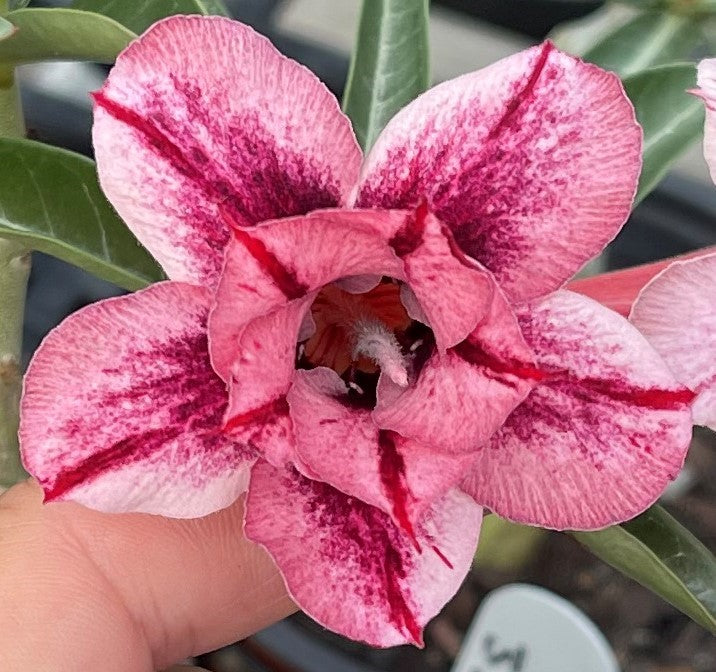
xmin=245 ymin=460 xmax=482 ymax=647
xmin=452 ymin=339 xmax=547 ymax=383
xmin=485 ymin=41 xmax=553 ymax=142
xmin=378 ymin=429 xmax=419 ymax=550
xmin=230 ymin=227 xmax=308 ymax=300
xmin=571 ymin=378 xmax=695 ymax=409
xmin=45 ymin=426 xmax=182 ymax=501
xmin=462 ymin=290 xmax=694 ymax=530
xmin=93 ymin=91 xmax=230 ymax=207
xmin=223 ymin=396 xmax=290 ymax=432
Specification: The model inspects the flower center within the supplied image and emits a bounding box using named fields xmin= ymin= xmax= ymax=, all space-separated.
xmin=352 ymin=318 xmax=409 ymax=387
xmin=301 ymin=281 xmax=413 ymax=387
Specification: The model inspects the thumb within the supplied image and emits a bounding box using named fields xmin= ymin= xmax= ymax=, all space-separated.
xmin=0 ymin=480 xmax=295 ymax=672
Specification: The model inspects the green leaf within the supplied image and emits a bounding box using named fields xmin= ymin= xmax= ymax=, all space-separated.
xmin=573 ymin=505 xmax=716 ymax=633
xmin=0 ymin=138 xmax=163 ymax=290
xmin=0 ymin=16 xmax=15 ymax=41
xmin=343 ymin=0 xmax=430 ymax=151
xmin=620 ymin=0 xmax=716 ymax=12
xmin=623 ymin=63 xmax=704 ymax=204
xmin=583 ymin=11 xmax=698 ymax=77
xmin=7 ymin=0 xmax=31 ymax=10
xmin=197 ymin=0 xmax=231 ymax=17
xmin=72 ymin=0 xmax=231 ymax=36
xmin=550 ymin=3 xmax=641 ymax=57
xmin=0 ymin=8 xmax=135 ymax=65
xmin=475 ymin=514 xmax=547 ymax=572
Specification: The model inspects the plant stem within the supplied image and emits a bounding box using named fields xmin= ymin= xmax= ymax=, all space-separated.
xmin=0 ymin=240 xmax=29 ymax=489
xmin=0 ymin=65 xmax=24 ymax=138
xmin=0 ymin=0 xmax=29 ymax=488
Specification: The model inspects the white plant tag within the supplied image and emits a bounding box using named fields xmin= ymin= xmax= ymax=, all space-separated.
xmin=451 ymin=583 xmax=620 ymax=672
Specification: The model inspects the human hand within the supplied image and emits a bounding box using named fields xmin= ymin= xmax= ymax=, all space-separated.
xmin=0 ymin=480 xmax=295 ymax=671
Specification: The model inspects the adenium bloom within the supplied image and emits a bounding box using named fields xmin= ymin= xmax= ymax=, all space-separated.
xmin=20 ymin=16 xmax=695 ymax=647
xmin=627 ymin=59 xmax=716 ymax=431
xmin=573 ymin=57 xmax=716 ymax=432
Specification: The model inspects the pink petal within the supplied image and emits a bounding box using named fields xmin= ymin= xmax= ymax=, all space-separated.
xmin=334 ymin=275 xmax=383 ymax=293
xmin=630 ymin=253 xmax=716 ymax=430
xmin=354 ymin=42 xmax=641 ymax=302
xmin=287 ymin=368 xmax=473 ymax=540
xmin=462 ymin=291 xmax=694 ymax=530
xmin=245 ymin=460 xmax=482 ymax=647
xmin=697 ymin=58 xmax=716 ymax=183
xmin=220 ymin=299 xmax=310 ymax=467
xmin=568 ymin=260 xmax=674 ymax=318
xmin=389 ymin=203 xmax=501 ymax=351
xmin=568 ymin=246 xmax=716 ymax=317
xmin=20 ymin=282 xmax=254 ymax=518
xmin=374 ymin=282 xmax=542 ymax=453
xmin=93 ymin=16 xmax=361 ymax=288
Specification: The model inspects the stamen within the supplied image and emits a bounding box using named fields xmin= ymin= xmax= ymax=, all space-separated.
xmin=352 ymin=319 xmax=409 ymax=387
xmin=348 ymin=381 xmax=364 ymax=395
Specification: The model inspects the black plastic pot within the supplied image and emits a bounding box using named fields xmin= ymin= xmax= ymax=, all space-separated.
xmin=610 ymin=174 xmax=716 ymax=269
xmin=435 ymin=0 xmax=604 ymax=39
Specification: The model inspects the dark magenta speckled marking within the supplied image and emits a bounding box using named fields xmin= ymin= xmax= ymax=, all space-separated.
xmin=94 ymin=81 xmax=343 ymax=283
xmin=355 ymin=42 xmax=581 ymax=286
xmin=296 ymin=471 xmax=423 ymax=644
xmin=47 ymin=331 xmax=235 ymax=499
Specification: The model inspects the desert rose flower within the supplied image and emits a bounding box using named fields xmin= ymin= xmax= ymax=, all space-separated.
xmin=20 ymin=16 xmax=694 ymax=646
xmin=626 ymin=60 xmax=716 ymax=432
xmin=573 ymin=58 xmax=716 ymax=433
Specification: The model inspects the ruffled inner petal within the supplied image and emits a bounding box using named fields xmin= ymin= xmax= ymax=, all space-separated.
xmin=287 ymin=368 xmax=474 ymax=539
xmin=374 ymin=280 xmax=541 ymax=453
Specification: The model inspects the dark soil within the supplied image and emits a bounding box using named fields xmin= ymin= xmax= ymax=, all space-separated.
xmin=197 ymin=429 xmax=716 ymax=672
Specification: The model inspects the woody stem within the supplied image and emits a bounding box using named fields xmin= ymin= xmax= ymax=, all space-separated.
xmin=0 ymin=0 xmax=29 ymax=489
